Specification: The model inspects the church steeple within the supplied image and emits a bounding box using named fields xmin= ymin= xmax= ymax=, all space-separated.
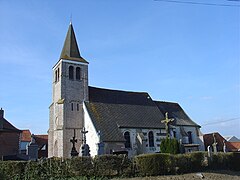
xmin=60 ymin=22 xmax=88 ymax=63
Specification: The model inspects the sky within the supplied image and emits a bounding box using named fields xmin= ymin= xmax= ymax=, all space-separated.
xmin=0 ymin=0 xmax=239 ymax=137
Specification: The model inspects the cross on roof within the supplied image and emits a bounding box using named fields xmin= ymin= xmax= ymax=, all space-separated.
xmin=161 ymin=112 xmax=174 ymax=137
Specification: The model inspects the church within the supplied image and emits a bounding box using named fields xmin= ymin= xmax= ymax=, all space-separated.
xmin=48 ymin=23 xmax=205 ymax=158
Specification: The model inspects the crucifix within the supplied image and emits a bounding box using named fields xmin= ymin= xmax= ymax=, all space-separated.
xmin=81 ymin=127 xmax=88 ymax=144
xmin=161 ymin=112 xmax=174 ymax=138
xmin=70 ymin=129 xmax=79 ymax=157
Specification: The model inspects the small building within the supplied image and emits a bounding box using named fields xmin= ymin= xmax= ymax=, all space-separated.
xmin=20 ymin=129 xmax=31 ymax=154
xmin=34 ymin=134 xmax=48 ymax=158
xmin=226 ymin=142 xmax=240 ymax=152
xmin=20 ymin=130 xmax=48 ymax=158
xmin=203 ymin=132 xmax=226 ymax=152
xmin=203 ymin=132 xmax=240 ymax=152
xmin=0 ymin=108 xmax=22 ymax=158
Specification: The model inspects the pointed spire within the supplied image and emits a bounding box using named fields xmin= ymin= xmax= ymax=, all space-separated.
xmin=60 ymin=23 xmax=88 ymax=63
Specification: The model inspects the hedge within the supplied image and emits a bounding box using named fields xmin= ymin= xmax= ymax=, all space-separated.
xmin=0 ymin=152 xmax=239 ymax=179
xmin=135 ymin=153 xmax=174 ymax=176
xmin=210 ymin=152 xmax=240 ymax=171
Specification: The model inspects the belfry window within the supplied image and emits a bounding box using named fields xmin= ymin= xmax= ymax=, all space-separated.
xmin=55 ymin=70 xmax=58 ymax=82
xmin=69 ymin=66 xmax=74 ymax=80
xmin=148 ymin=131 xmax=154 ymax=147
xmin=124 ymin=131 xmax=131 ymax=148
xmin=71 ymin=103 xmax=74 ymax=111
xmin=76 ymin=67 xmax=81 ymax=80
xmin=77 ymin=104 xmax=79 ymax=111
xmin=187 ymin=131 xmax=192 ymax=144
xmin=57 ymin=68 xmax=60 ymax=81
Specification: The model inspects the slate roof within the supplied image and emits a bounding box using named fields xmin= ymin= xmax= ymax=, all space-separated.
xmin=85 ymin=87 xmax=166 ymax=142
xmin=60 ymin=23 xmax=88 ymax=64
xmin=154 ymin=101 xmax=200 ymax=127
xmin=85 ymin=87 xmax=200 ymax=142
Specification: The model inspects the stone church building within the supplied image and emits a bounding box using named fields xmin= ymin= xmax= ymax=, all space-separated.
xmin=48 ymin=23 xmax=204 ymax=158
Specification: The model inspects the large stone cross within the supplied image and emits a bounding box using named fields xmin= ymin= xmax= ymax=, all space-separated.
xmin=161 ymin=112 xmax=174 ymax=137
xmin=70 ymin=129 xmax=79 ymax=157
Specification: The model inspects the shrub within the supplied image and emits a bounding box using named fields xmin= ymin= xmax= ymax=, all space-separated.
xmin=188 ymin=152 xmax=205 ymax=172
xmin=0 ymin=161 xmax=26 ymax=179
xmin=93 ymin=154 xmax=129 ymax=177
xmin=210 ymin=152 xmax=240 ymax=171
xmin=160 ymin=138 xmax=180 ymax=154
xmin=135 ymin=153 xmax=173 ymax=176
xmin=69 ymin=156 xmax=94 ymax=176
xmin=210 ymin=152 xmax=228 ymax=170
xmin=226 ymin=152 xmax=240 ymax=171
xmin=175 ymin=154 xmax=191 ymax=174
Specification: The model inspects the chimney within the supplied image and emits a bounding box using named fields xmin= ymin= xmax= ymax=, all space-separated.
xmin=0 ymin=108 xmax=4 ymax=119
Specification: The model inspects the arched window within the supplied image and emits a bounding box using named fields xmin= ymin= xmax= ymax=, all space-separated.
xmin=148 ymin=131 xmax=154 ymax=147
xmin=55 ymin=70 xmax=58 ymax=82
xmin=57 ymin=68 xmax=60 ymax=81
xmin=124 ymin=131 xmax=131 ymax=148
xmin=77 ymin=104 xmax=79 ymax=111
xmin=76 ymin=67 xmax=81 ymax=80
xmin=69 ymin=66 xmax=74 ymax=80
xmin=187 ymin=131 xmax=192 ymax=144
xmin=71 ymin=103 xmax=74 ymax=111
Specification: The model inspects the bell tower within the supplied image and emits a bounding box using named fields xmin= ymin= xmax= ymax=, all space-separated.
xmin=48 ymin=22 xmax=89 ymax=158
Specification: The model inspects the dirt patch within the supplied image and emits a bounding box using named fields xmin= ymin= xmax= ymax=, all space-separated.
xmin=113 ymin=171 xmax=240 ymax=180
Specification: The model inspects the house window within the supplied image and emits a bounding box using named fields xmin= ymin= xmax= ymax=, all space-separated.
xmin=188 ymin=131 xmax=192 ymax=144
xmin=148 ymin=131 xmax=154 ymax=147
xmin=69 ymin=66 xmax=74 ymax=80
xmin=76 ymin=67 xmax=81 ymax=80
xmin=124 ymin=131 xmax=131 ymax=148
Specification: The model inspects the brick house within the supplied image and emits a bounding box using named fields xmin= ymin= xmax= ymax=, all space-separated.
xmin=0 ymin=108 xmax=22 ymax=158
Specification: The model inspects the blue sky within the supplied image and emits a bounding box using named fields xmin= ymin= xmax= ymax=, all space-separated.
xmin=0 ymin=0 xmax=239 ymax=137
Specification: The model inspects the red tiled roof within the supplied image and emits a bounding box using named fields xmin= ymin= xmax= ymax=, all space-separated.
xmin=226 ymin=142 xmax=240 ymax=152
xmin=21 ymin=130 xmax=31 ymax=142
